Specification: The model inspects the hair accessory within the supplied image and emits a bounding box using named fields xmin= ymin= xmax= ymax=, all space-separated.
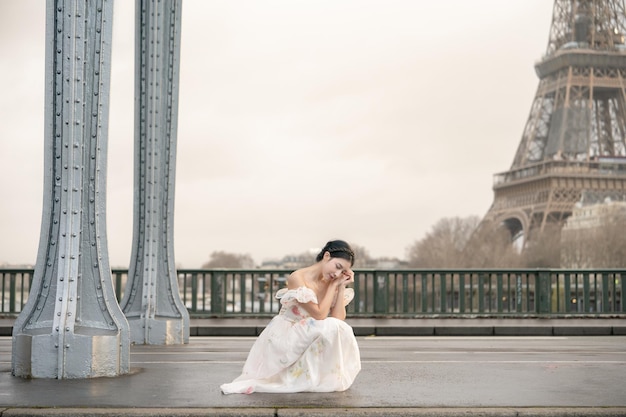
xmin=328 ymin=247 xmax=354 ymax=259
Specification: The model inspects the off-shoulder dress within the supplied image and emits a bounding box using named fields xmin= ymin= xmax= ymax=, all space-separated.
xmin=220 ymin=286 xmax=361 ymax=394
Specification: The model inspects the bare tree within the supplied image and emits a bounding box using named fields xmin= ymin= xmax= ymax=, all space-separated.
xmin=561 ymin=226 xmax=590 ymax=268
xmin=350 ymin=244 xmax=376 ymax=268
xmin=562 ymin=209 xmax=626 ymax=268
xmin=463 ymin=219 xmax=522 ymax=268
xmin=521 ymin=224 xmax=562 ymax=268
xmin=595 ymin=211 xmax=626 ymax=267
xmin=407 ymin=216 xmax=481 ymax=268
xmin=281 ymin=244 xmax=375 ymax=268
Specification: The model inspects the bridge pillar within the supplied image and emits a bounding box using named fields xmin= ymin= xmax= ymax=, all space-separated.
xmin=12 ymin=0 xmax=130 ymax=378
xmin=120 ymin=0 xmax=189 ymax=345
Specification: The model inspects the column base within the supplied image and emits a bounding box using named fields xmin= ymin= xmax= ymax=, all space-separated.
xmin=12 ymin=329 xmax=130 ymax=379
xmin=128 ymin=316 xmax=189 ymax=345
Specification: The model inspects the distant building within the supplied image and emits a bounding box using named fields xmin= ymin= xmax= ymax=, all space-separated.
xmin=260 ymin=251 xmax=316 ymax=270
xmin=561 ymin=196 xmax=626 ymax=268
xmin=563 ymin=198 xmax=626 ymax=231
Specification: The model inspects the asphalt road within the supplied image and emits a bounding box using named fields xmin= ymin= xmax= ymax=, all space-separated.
xmin=1 ymin=335 xmax=625 ymax=412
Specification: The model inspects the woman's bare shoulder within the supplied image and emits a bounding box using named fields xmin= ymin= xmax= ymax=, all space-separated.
xmin=288 ymin=269 xmax=307 ymax=288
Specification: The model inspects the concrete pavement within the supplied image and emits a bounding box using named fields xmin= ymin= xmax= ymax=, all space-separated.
xmin=1 ymin=329 xmax=626 ymax=416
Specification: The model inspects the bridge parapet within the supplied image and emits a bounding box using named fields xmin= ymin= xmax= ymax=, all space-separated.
xmin=3 ymin=268 xmax=624 ymax=318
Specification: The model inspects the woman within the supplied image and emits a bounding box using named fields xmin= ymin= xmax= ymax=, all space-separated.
xmin=220 ymin=240 xmax=361 ymax=394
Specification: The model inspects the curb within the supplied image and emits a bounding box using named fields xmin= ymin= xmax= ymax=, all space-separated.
xmin=189 ymin=325 xmax=626 ymax=337
xmin=2 ymin=319 xmax=626 ymax=337
xmin=2 ymin=408 xmax=626 ymax=417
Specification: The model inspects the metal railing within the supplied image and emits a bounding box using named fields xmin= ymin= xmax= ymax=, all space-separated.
xmin=493 ymin=159 xmax=626 ymax=187
xmin=2 ymin=268 xmax=624 ymax=317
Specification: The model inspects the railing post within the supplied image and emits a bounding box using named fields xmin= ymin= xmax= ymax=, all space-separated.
xmin=1 ymin=273 xmax=4 ymax=312
xmin=478 ymin=273 xmax=485 ymax=313
xmin=602 ymin=272 xmax=610 ymax=313
xmin=374 ymin=272 xmax=388 ymax=314
xmin=554 ymin=273 xmax=561 ymax=312
xmin=421 ymin=273 xmax=428 ymax=313
xmin=402 ymin=273 xmax=409 ymax=313
xmin=439 ymin=273 xmax=447 ymax=313
xmin=516 ymin=274 xmax=523 ymax=313
xmin=211 ymin=272 xmax=224 ymax=314
xmin=583 ymin=273 xmax=591 ymax=312
xmin=257 ymin=277 xmax=267 ymax=313
xmin=468 ymin=273 xmax=474 ymax=313
xmin=459 ymin=273 xmax=465 ymax=313
xmin=352 ymin=272 xmax=361 ymax=313
xmin=9 ymin=273 xmax=16 ymax=314
xmin=239 ymin=274 xmax=247 ymax=313
xmin=497 ymin=273 xmax=503 ymax=313
xmin=564 ymin=273 xmax=571 ymax=312
xmin=537 ymin=270 xmax=551 ymax=314
xmin=191 ymin=273 xmax=198 ymax=313
xmin=619 ymin=273 xmax=626 ymax=313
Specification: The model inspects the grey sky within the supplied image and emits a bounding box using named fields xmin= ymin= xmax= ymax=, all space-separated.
xmin=0 ymin=0 xmax=554 ymax=267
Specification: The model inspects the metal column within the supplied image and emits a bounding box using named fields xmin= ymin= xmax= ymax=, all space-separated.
xmin=120 ymin=0 xmax=189 ymax=345
xmin=12 ymin=0 xmax=130 ymax=378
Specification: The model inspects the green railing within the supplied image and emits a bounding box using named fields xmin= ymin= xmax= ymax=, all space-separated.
xmin=1 ymin=268 xmax=624 ymax=317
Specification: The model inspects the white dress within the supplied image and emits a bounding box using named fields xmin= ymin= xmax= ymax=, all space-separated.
xmin=220 ymin=286 xmax=361 ymax=394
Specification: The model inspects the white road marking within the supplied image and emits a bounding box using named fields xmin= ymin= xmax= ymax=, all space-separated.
xmin=128 ymin=350 xmax=626 ymax=355
xmin=131 ymin=360 xmax=626 ymax=365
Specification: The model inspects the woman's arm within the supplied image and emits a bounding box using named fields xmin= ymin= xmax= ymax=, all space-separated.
xmin=329 ymin=285 xmax=347 ymax=320
xmin=288 ymin=273 xmax=340 ymax=320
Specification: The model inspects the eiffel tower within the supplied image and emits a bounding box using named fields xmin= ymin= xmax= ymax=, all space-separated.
xmin=484 ymin=0 xmax=626 ymax=245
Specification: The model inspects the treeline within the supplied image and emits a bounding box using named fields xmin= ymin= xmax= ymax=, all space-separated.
xmin=407 ymin=215 xmax=626 ymax=269
xmin=201 ymin=213 xmax=626 ymax=269
xmin=201 ymin=246 xmax=403 ymax=269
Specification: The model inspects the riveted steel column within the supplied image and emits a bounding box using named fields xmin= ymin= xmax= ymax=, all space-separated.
xmin=120 ymin=0 xmax=189 ymax=345
xmin=12 ymin=0 xmax=130 ymax=379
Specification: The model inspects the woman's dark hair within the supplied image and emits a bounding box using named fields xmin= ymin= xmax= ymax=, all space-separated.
xmin=315 ymin=240 xmax=355 ymax=266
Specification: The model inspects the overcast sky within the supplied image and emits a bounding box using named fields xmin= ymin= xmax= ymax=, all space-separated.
xmin=0 ymin=1 xmax=554 ymax=268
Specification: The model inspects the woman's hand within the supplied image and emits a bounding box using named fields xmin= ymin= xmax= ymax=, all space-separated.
xmin=339 ymin=269 xmax=354 ymax=286
xmin=329 ymin=269 xmax=353 ymax=320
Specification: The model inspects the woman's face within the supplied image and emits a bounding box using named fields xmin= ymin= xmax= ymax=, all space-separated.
xmin=321 ymin=252 xmax=352 ymax=281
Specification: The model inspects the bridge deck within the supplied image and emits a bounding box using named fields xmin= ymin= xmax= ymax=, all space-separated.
xmin=1 ymin=323 xmax=626 ymax=416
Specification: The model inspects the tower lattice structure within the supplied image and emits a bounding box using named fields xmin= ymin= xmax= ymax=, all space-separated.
xmin=484 ymin=0 xmax=626 ymax=244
